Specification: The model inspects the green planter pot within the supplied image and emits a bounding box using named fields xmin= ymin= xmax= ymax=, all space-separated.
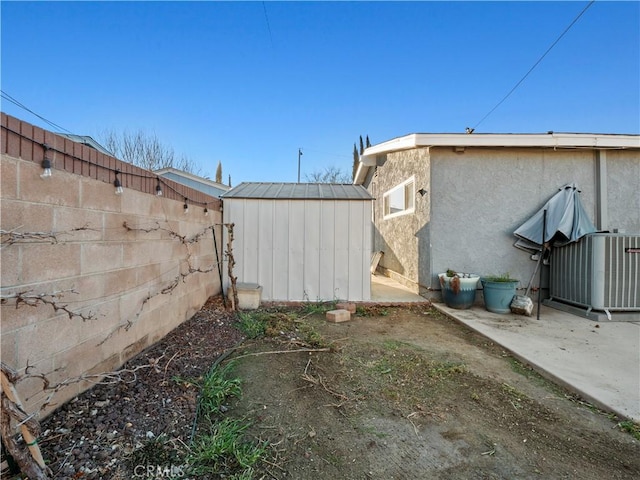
xmin=439 ymin=274 xmax=480 ymax=310
xmin=481 ymin=279 xmax=519 ymax=314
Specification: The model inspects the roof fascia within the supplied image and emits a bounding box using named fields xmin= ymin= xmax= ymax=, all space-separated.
xmin=362 ymin=132 xmax=639 ymax=160
xmin=155 ymin=167 xmax=231 ymax=190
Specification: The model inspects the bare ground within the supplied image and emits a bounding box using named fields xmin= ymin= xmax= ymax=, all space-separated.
xmin=13 ymin=298 xmax=639 ymax=479
xmin=231 ymin=305 xmax=639 ymax=480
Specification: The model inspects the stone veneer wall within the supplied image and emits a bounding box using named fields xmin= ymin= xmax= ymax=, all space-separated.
xmin=1 ymin=114 xmax=222 ymax=418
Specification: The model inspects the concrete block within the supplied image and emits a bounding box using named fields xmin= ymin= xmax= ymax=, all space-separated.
xmin=336 ymin=302 xmax=356 ymax=314
xmin=236 ymin=283 xmax=262 ymax=309
xmin=326 ymin=309 xmax=351 ymax=323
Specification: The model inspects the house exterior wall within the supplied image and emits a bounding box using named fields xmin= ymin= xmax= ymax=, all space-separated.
xmin=429 ymin=147 xmax=600 ymax=290
xmin=606 ymin=149 xmax=640 ymax=233
xmin=369 ymin=148 xmax=431 ymax=293
xmin=223 ymin=198 xmax=372 ymax=301
xmin=1 ymin=115 xmax=222 ymax=418
xmin=368 ymin=144 xmax=639 ymax=300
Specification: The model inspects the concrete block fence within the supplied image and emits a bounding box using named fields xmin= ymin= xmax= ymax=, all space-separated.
xmin=1 ymin=113 xmax=223 ymax=418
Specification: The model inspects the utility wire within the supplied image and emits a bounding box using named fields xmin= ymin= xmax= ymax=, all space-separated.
xmin=262 ymin=1 xmax=274 ymax=50
xmin=0 ymin=90 xmax=74 ymax=135
xmin=470 ymin=1 xmax=595 ymax=132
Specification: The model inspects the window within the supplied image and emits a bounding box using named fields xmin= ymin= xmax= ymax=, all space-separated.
xmin=383 ymin=177 xmax=415 ymax=219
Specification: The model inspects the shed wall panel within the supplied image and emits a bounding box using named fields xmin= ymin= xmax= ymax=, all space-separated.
xmin=272 ymin=201 xmax=290 ymax=300
xmin=258 ymin=200 xmax=275 ymax=299
xmin=304 ymin=201 xmax=321 ymax=300
xmin=348 ymin=201 xmax=366 ymax=299
xmin=288 ymin=201 xmax=305 ymax=300
xmin=243 ymin=200 xmax=260 ymax=282
xmin=319 ymin=202 xmax=336 ymax=300
xmin=334 ymin=202 xmax=351 ymax=299
xmin=223 ymin=197 xmax=371 ymax=301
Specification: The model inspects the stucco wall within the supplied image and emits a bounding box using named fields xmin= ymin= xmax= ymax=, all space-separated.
xmin=368 ymin=144 xmax=639 ymax=300
xmin=606 ymin=149 xmax=640 ymax=233
xmin=429 ymin=147 xmax=600 ymax=289
xmin=370 ymin=148 xmax=431 ymax=292
xmin=1 ymin=129 xmax=222 ymax=418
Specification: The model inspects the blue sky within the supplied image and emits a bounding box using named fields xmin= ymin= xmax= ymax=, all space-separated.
xmin=2 ymin=1 xmax=639 ymax=183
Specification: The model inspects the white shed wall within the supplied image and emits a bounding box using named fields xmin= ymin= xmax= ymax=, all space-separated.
xmin=223 ymin=199 xmax=371 ymax=301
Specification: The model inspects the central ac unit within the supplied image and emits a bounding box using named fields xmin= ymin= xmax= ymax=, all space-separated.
xmin=547 ymin=233 xmax=640 ymax=317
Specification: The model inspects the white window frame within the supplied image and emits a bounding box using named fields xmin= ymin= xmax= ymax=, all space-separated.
xmin=383 ymin=176 xmax=415 ymax=219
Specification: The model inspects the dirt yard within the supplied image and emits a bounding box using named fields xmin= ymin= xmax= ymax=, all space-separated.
xmin=230 ymin=305 xmax=639 ymax=480
xmin=31 ymin=300 xmax=639 ymax=479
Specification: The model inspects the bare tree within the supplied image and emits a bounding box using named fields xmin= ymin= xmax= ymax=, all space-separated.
xmin=305 ymin=166 xmax=352 ymax=183
xmin=100 ymin=129 xmax=201 ymax=174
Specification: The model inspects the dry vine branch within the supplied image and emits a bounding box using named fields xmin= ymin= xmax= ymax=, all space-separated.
xmin=19 ymin=357 xmax=164 ymax=412
xmin=0 ymin=289 xmax=95 ymax=321
xmin=300 ymin=360 xmax=350 ymax=403
xmin=232 ymin=348 xmax=331 ymax=361
xmin=1 ymin=224 xmax=98 ymax=248
xmin=1 ymin=228 xmax=57 ymax=246
xmin=226 ymin=223 xmax=239 ymax=310
xmin=122 ymin=221 xmax=211 ymax=245
xmin=1 ymin=363 xmax=51 ymax=479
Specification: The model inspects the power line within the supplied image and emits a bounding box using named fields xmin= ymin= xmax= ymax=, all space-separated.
xmin=262 ymin=1 xmax=274 ymax=50
xmin=470 ymin=1 xmax=595 ymax=132
xmin=0 ymin=90 xmax=74 ymax=135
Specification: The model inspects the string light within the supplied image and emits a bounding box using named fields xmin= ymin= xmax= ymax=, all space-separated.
xmin=3 ymin=124 xmax=219 ymax=210
xmin=40 ymin=144 xmax=52 ymax=178
xmin=114 ymin=171 xmax=124 ymax=195
xmin=40 ymin=158 xmax=52 ymax=179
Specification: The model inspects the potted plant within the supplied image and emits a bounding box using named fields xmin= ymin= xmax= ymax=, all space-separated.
xmin=481 ymin=273 xmax=519 ymax=314
xmin=439 ymin=269 xmax=480 ymax=309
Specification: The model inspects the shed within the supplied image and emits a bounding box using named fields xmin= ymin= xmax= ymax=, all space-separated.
xmin=221 ymin=182 xmax=373 ymax=301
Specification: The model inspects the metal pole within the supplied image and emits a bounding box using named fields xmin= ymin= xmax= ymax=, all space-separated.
xmin=212 ymin=225 xmax=226 ymax=308
xmin=297 ymin=148 xmax=302 ymax=183
xmin=537 ymin=209 xmax=547 ymax=320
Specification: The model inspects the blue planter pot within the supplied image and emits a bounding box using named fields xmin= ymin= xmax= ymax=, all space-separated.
xmin=481 ymin=279 xmax=519 ymax=314
xmin=439 ymin=274 xmax=479 ymax=309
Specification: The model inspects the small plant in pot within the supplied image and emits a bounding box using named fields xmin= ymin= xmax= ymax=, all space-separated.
xmin=481 ymin=273 xmax=520 ymax=314
xmin=439 ymin=269 xmax=480 ymax=310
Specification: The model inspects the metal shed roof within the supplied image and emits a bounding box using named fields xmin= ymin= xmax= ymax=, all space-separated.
xmin=221 ymin=182 xmax=373 ymax=200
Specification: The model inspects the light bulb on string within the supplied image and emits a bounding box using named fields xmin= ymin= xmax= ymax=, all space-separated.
xmin=114 ymin=171 xmax=124 ymax=195
xmin=40 ymin=158 xmax=52 ymax=179
xmin=156 ymin=180 xmax=163 ymax=196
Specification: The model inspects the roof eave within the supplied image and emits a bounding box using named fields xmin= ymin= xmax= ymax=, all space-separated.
xmin=359 ymin=133 xmax=639 ymax=163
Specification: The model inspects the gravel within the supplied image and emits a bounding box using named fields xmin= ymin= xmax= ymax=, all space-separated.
xmin=36 ymin=296 xmax=244 ymax=479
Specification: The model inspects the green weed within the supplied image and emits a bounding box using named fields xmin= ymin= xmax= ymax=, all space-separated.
xmin=617 ymin=420 xmax=640 ymax=440
xmin=300 ymin=300 xmax=337 ymax=315
xmin=236 ymin=312 xmax=268 ymax=339
xmin=200 ymin=362 xmax=242 ymax=416
xmin=188 ymin=418 xmax=266 ymax=475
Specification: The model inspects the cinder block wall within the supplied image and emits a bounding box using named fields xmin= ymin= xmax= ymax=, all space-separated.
xmin=1 ymin=114 xmax=223 ymax=418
